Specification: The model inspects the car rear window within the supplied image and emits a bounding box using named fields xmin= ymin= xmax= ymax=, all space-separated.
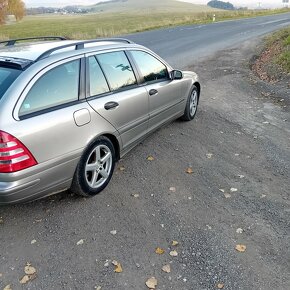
xmin=0 ymin=66 xmax=22 ymax=100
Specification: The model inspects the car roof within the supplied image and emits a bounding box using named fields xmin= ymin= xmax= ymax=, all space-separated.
xmin=0 ymin=38 xmax=139 ymax=69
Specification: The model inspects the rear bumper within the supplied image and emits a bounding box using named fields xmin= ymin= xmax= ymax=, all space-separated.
xmin=0 ymin=150 xmax=81 ymax=205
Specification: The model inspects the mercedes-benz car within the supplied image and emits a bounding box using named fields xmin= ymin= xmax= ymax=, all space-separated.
xmin=0 ymin=37 xmax=200 ymax=204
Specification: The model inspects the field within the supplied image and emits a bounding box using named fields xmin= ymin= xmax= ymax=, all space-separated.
xmin=0 ymin=0 xmax=289 ymax=39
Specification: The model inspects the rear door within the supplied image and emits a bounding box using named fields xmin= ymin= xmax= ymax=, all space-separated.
xmin=85 ymin=51 xmax=149 ymax=151
xmin=129 ymin=50 xmax=183 ymax=133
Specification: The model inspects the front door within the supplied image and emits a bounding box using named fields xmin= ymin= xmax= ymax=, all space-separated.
xmin=85 ymin=51 xmax=149 ymax=150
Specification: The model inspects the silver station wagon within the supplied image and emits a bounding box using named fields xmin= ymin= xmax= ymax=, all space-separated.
xmin=0 ymin=37 xmax=200 ymax=204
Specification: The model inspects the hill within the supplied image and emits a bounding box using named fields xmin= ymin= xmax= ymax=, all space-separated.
xmin=89 ymin=0 xmax=217 ymax=13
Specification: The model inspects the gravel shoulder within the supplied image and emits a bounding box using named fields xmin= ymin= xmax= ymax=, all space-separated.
xmin=0 ymin=39 xmax=289 ymax=290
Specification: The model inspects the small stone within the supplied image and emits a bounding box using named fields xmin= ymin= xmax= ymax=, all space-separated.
xmin=110 ymin=230 xmax=117 ymax=235
xmin=169 ymin=250 xmax=178 ymax=257
xmin=104 ymin=260 xmax=110 ymax=267
xmin=76 ymin=239 xmax=84 ymax=245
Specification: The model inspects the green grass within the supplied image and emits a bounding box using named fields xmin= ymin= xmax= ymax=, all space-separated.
xmin=266 ymin=26 xmax=290 ymax=73
xmin=0 ymin=0 xmax=289 ymax=40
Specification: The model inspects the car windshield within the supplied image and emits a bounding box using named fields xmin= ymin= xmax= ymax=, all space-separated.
xmin=0 ymin=66 xmax=22 ymax=100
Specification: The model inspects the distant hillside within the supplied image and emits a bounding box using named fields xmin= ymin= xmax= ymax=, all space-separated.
xmin=90 ymin=0 xmax=217 ymax=13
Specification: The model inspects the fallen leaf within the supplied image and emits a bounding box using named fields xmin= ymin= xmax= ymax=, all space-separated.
xmin=77 ymin=239 xmax=84 ymax=245
xmin=110 ymin=230 xmax=117 ymax=235
xmin=31 ymin=240 xmax=37 ymax=244
xmin=172 ymin=240 xmax=179 ymax=246
xmin=238 ymin=175 xmax=245 ymax=178
xmin=155 ymin=247 xmax=165 ymax=255
xmin=131 ymin=193 xmax=140 ymax=198
xmin=95 ymin=287 xmax=102 ymax=290
xmin=112 ymin=260 xmax=123 ymax=273
xmin=20 ymin=275 xmax=30 ymax=284
xmin=119 ymin=166 xmax=125 ymax=171
xmin=236 ymin=228 xmax=243 ymax=234
xmin=169 ymin=250 xmax=178 ymax=257
xmin=0 ymin=273 xmax=3 ymax=277
xmin=162 ymin=264 xmax=171 ymax=273
xmin=3 ymin=285 xmax=12 ymax=290
xmin=236 ymin=244 xmax=246 ymax=252
xmin=217 ymin=283 xmax=224 ymax=289
xmin=34 ymin=219 xmax=42 ymax=223
xmin=169 ymin=187 xmax=176 ymax=192
xmin=147 ymin=156 xmax=154 ymax=161
xmin=186 ymin=167 xmax=193 ymax=174
xmin=262 ymin=121 xmax=269 ymax=124
xmin=224 ymin=193 xmax=231 ymax=198
xmin=146 ymin=277 xmax=157 ymax=289
xmin=219 ymin=189 xmax=225 ymax=193
xmin=24 ymin=264 xmax=36 ymax=275
xmin=260 ymin=194 xmax=266 ymax=198
xmin=230 ymin=188 xmax=238 ymax=192
xmin=206 ymin=153 xmax=213 ymax=159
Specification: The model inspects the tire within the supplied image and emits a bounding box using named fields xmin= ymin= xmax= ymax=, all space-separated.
xmin=181 ymin=85 xmax=199 ymax=121
xmin=70 ymin=136 xmax=116 ymax=197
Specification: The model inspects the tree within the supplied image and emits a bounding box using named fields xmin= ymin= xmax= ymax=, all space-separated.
xmin=8 ymin=0 xmax=25 ymax=21
xmin=0 ymin=0 xmax=8 ymax=24
xmin=207 ymin=0 xmax=235 ymax=10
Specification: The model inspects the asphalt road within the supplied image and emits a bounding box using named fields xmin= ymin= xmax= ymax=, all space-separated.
xmin=1 ymin=14 xmax=290 ymax=290
xmin=126 ymin=12 xmax=290 ymax=67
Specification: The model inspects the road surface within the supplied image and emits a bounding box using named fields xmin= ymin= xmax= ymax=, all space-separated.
xmin=127 ymin=12 xmax=290 ymax=67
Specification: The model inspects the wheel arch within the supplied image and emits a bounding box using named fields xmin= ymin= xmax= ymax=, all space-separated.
xmin=194 ymin=82 xmax=201 ymax=97
xmin=102 ymin=133 xmax=120 ymax=161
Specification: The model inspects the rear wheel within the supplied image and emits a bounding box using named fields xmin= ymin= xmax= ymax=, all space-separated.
xmin=71 ymin=136 xmax=115 ymax=197
xmin=181 ymin=85 xmax=199 ymax=121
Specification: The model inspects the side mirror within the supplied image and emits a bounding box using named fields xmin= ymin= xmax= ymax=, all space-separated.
xmin=171 ymin=70 xmax=183 ymax=80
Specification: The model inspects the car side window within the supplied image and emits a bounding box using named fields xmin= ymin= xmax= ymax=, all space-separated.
xmin=96 ymin=51 xmax=137 ymax=91
xmin=88 ymin=56 xmax=110 ymax=97
xmin=130 ymin=50 xmax=169 ymax=83
xmin=19 ymin=60 xmax=80 ymax=116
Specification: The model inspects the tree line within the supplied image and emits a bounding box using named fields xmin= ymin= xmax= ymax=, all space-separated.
xmin=207 ymin=0 xmax=235 ymax=10
xmin=0 ymin=0 xmax=25 ymax=24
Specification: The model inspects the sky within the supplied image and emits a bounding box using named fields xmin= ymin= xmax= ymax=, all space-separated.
xmin=23 ymin=0 xmax=287 ymax=8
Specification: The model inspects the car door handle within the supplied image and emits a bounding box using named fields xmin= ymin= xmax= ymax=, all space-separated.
xmin=149 ymin=89 xmax=158 ymax=96
xmin=104 ymin=101 xmax=119 ymax=110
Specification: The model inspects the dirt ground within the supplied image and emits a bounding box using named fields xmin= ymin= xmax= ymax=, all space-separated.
xmin=0 ymin=39 xmax=289 ymax=290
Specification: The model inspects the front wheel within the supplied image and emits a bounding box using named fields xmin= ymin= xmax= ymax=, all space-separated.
xmin=181 ymin=85 xmax=199 ymax=121
xmin=70 ymin=136 xmax=115 ymax=197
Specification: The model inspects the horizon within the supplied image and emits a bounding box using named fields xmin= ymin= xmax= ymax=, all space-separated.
xmin=23 ymin=0 xmax=287 ymax=8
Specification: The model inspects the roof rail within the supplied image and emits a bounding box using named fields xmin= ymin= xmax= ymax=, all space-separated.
xmin=35 ymin=38 xmax=134 ymax=62
xmin=0 ymin=36 xmax=67 ymax=47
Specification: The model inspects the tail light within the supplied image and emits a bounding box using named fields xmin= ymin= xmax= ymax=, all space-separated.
xmin=0 ymin=130 xmax=37 ymax=173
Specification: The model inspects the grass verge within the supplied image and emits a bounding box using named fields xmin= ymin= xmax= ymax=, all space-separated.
xmin=0 ymin=8 xmax=289 ymax=40
xmin=266 ymin=26 xmax=290 ymax=73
